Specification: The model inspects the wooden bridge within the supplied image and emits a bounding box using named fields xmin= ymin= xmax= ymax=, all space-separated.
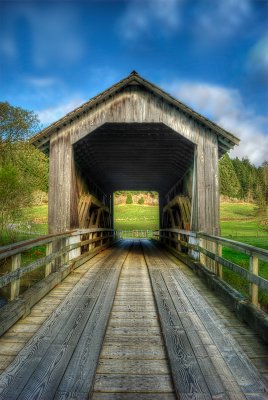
xmin=0 ymin=231 xmax=268 ymax=399
xmin=0 ymin=72 xmax=268 ymax=398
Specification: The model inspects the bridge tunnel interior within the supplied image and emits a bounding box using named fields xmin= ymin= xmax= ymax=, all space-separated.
xmin=72 ymin=122 xmax=196 ymax=230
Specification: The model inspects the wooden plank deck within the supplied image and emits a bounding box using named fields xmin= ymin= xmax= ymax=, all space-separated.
xmin=91 ymin=240 xmax=176 ymax=399
xmin=142 ymin=240 xmax=268 ymax=399
xmin=0 ymin=242 xmax=131 ymax=399
xmin=0 ymin=240 xmax=267 ymax=399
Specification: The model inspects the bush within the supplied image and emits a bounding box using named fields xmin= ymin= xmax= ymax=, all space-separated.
xmin=138 ymin=197 xmax=144 ymax=204
xmin=126 ymin=193 xmax=133 ymax=204
xmin=0 ymin=163 xmax=31 ymax=240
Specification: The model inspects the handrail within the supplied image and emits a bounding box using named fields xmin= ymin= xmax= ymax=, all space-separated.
xmin=156 ymin=228 xmax=268 ymax=308
xmin=0 ymin=228 xmax=114 ymax=259
xmin=199 ymin=232 xmax=268 ymax=262
xmin=0 ymin=228 xmax=115 ymax=302
xmin=157 ymin=228 xmax=198 ymax=237
xmin=115 ymin=229 xmax=154 ymax=238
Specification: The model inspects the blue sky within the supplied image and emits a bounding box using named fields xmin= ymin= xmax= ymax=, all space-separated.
xmin=0 ymin=0 xmax=267 ymax=165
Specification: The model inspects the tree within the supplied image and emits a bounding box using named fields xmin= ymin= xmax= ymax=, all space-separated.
xmin=0 ymin=102 xmax=48 ymax=242
xmin=219 ymin=154 xmax=240 ymax=198
xmin=138 ymin=197 xmax=144 ymax=205
xmin=0 ymin=164 xmax=31 ymax=231
xmin=0 ymin=102 xmax=40 ymax=162
xmin=126 ymin=193 xmax=133 ymax=204
xmin=261 ymin=161 xmax=268 ymax=203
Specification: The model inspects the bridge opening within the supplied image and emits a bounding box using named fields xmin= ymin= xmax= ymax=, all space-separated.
xmin=113 ymin=191 xmax=159 ymax=238
xmin=72 ymin=122 xmax=196 ymax=232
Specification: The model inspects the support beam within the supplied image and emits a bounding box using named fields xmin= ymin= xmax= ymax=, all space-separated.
xmin=48 ymin=130 xmax=76 ymax=233
xmin=191 ymin=131 xmax=220 ymax=235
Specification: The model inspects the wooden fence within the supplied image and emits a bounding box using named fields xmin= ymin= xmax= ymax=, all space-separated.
xmin=156 ymin=229 xmax=268 ymax=308
xmin=0 ymin=228 xmax=114 ymax=335
xmin=115 ymin=230 xmax=154 ymax=239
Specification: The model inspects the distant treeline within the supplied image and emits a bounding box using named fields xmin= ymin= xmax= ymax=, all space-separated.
xmin=115 ymin=191 xmax=158 ymax=197
xmin=219 ymin=154 xmax=268 ymax=203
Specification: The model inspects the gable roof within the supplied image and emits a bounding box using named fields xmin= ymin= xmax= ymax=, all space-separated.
xmin=30 ymin=71 xmax=240 ymax=154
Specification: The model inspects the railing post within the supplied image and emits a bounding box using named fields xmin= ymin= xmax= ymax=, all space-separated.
xmin=250 ymin=254 xmax=259 ymax=307
xmin=10 ymin=254 xmax=21 ymax=300
xmin=189 ymin=235 xmax=199 ymax=260
xmin=177 ymin=233 xmax=181 ymax=252
xmin=68 ymin=234 xmax=81 ymax=261
xmin=217 ymin=243 xmax=223 ymax=279
xmin=89 ymin=233 xmax=94 ymax=250
xmin=199 ymin=237 xmax=206 ymax=266
xmin=45 ymin=242 xmax=53 ymax=277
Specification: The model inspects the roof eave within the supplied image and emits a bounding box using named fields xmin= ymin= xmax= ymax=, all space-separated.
xmin=30 ymin=72 xmax=240 ymax=152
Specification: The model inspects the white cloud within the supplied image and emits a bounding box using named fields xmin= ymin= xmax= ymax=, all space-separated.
xmin=118 ymin=0 xmax=183 ymax=40
xmin=37 ymin=98 xmax=85 ymax=126
xmin=118 ymin=0 xmax=252 ymax=43
xmin=25 ymin=76 xmax=59 ymax=88
xmin=163 ymin=80 xmax=268 ymax=165
xmin=195 ymin=0 xmax=252 ymax=40
xmin=0 ymin=3 xmax=86 ymax=68
xmin=247 ymin=35 xmax=268 ymax=73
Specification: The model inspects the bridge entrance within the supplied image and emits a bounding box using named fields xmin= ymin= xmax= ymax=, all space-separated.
xmin=31 ymin=71 xmax=239 ymax=235
xmin=73 ymin=122 xmax=194 ymax=234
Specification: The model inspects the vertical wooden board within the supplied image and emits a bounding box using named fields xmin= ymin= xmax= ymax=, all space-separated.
xmin=48 ymin=130 xmax=73 ymax=233
xmin=70 ymin=151 xmax=80 ymax=229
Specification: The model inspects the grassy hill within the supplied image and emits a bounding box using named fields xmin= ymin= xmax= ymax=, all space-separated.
xmin=114 ymin=204 xmax=159 ymax=231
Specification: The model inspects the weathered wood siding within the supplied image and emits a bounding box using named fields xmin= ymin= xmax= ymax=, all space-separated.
xmin=48 ymin=85 xmax=220 ymax=234
xmin=48 ymin=130 xmax=74 ymax=234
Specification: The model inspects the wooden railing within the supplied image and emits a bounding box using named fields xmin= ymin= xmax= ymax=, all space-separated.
xmin=115 ymin=230 xmax=154 ymax=239
xmin=156 ymin=229 xmax=268 ymax=308
xmin=0 ymin=228 xmax=114 ymax=303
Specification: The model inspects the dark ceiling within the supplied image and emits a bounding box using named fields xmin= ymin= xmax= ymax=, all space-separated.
xmin=73 ymin=123 xmax=195 ymax=194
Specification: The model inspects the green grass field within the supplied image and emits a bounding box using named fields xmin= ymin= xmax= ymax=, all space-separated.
xmin=220 ymin=202 xmax=267 ymax=238
xmin=4 ymin=202 xmax=267 ymax=243
xmin=114 ymin=204 xmax=159 ymax=231
xmin=219 ymin=202 xmax=268 ymax=309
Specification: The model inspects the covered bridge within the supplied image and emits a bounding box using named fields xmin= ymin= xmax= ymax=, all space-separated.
xmin=2 ymin=73 xmax=268 ymax=400
xmin=31 ymin=71 xmax=239 ymax=235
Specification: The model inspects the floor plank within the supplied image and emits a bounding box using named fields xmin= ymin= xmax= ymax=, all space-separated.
xmin=91 ymin=240 xmax=176 ymax=399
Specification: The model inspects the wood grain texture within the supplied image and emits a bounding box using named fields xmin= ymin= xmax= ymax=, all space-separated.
xmin=92 ymin=393 xmax=176 ymax=400
xmin=0 ymin=243 xmax=130 ymax=400
xmin=91 ymin=240 xmax=176 ymax=398
xmin=94 ymin=375 xmax=174 ymax=393
xmin=40 ymin=75 xmax=223 ymax=234
xmin=142 ymin=240 xmax=268 ymax=399
xmin=1 ymin=241 xmax=267 ymax=400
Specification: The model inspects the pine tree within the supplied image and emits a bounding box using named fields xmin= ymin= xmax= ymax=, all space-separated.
xmin=219 ymin=154 xmax=240 ymax=198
